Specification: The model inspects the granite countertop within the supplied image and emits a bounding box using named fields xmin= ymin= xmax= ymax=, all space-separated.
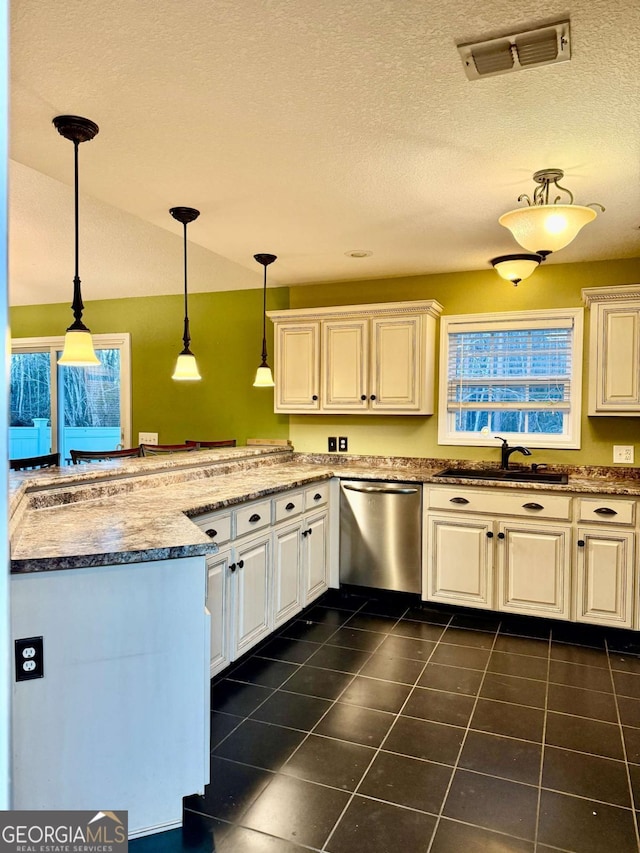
xmin=10 ymin=448 xmax=640 ymax=574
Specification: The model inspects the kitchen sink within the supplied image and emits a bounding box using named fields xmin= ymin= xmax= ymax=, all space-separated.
xmin=435 ymin=467 xmax=568 ymax=484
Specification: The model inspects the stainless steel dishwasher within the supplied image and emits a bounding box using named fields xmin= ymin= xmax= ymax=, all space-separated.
xmin=339 ymin=480 xmax=422 ymax=593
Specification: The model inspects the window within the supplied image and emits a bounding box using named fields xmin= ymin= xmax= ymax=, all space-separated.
xmin=10 ymin=334 xmax=131 ymax=463
xmin=438 ymin=309 xmax=583 ymax=449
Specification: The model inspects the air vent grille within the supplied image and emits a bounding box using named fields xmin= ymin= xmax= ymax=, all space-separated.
xmin=458 ymin=21 xmax=570 ymax=81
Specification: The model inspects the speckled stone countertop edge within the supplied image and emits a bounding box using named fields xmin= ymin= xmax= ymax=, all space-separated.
xmin=11 ymin=543 xmax=219 ymax=575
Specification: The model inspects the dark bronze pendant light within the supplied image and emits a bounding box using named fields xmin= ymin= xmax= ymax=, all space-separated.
xmin=253 ymin=253 xmax=276 ymax=387
xmin=170 ymin=206 xmax=201 ymax=380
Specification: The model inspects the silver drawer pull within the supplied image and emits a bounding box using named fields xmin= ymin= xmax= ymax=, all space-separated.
xmin=285 ymin=502 xmax=296 ymax=511
xmin=249 ymin=513 xmax=261 ymax=523
xmin=523 ymin=502 xmax=544 ymax=511
xmin=450 ymin=497 xmax=470 ymax=505
xmin=594 ymin=507 xmax=617 ymax=516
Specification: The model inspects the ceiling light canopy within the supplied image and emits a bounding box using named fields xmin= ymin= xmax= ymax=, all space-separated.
xmin=170 ymin=206 xmax=201 ymax=381
xmin=253 ymin=253 xmax=277 ymax=388
xmin=499 ymin=168 xmax=604 ymax=255
xmin=490 ymin=253 xmax=542 ymax=286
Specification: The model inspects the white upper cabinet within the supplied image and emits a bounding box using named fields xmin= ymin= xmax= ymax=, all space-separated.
xmin=268 ymin=300 xmax=443 ymax=415
xmin=583 ymin=285 xmax=640 ymax=416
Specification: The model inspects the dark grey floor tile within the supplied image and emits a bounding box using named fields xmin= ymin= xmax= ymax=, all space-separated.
xmin=545 ymin=712 xmax=624 ymax=760
xmin=218 ymin=825 xmax=309 ymax=853
xmin=550 ymin=642 xmax=610 ymax=668
xmin=279 ymin=619 xmax=339 ymax=643
xmin=240 ymin=774 xmax=350 ymax=849
xmin=629 ymin=762 xmax=640 ymax=808
xmin=441 ymin=626 xmax=495 ymax=649
xmin=549 ymin=659 xmax=613 ymax=692
xmin=211 ymin=680 xmax=274 ymax=717
xmin=418 ymin=662 xmax=483 ymax=695
xmin=538 ymin=789 xmax=638 ymax=853
xmin=281 ymin=733 xmax=375 ymax=791
xmin=480 ymin=672 xmax=547 ymax=709
xmin=623 ymin=726 xmax=640 ymax=763
xmin=357 ymin=750 xmax=452 ymax=813
xmin=339 ymin=674 xmax=411 ymax=714
xmin=383 ymin=716 xmax=464 ymax=764
xmin=614 ymin=670 xmax=640 ymax=699
xmin=250 ymin=690 xmax=331 ymax=731
xmin=212 ymin=719 xmax=305 ymax=771
xmin=343 ymin=612 xmax=398 ymax=633
xmin=547 ymin=682 xmax=618 ymax=723
xmin=618 ymin=695 xmax=640 ymax=727
xmin=403 ymin=604 xmax=452 ymax=626
xmin=281 ymin=665 xmax=353 ymax=700
xmin=609 ymin=652 xmax=640 ymax=674
xmin=492 ymin=634 xmax=549 ymax=658
xmin=429 ymin=643 xmax=490 ymax=670
xmin=228 ymin=657 xmax=300 ymax=689
xmin=187 ymin=756 xmax=272 ymax=822
xmin=390 ymin=620 xmax=445 ymax=641
xmin=471 ymin=698 xmax=545 ymax=742
xmin=488 ymin=651 xmax=548 ymax=681
xmin=542 ymin=745 xmax=631 ymax=807
xmin=361 ymin=597 xmax=413 ymax=618
xmin=443 ymin=769 xmax=537 ymax=840
xmin=306 ymin=643 xmax=372 ymax=673
xmin=359 ymin=651 xmax=425 ymax=685
xmin=314 ymin=702 xmax=396 ymax=748
xmin=256 ymin=636 xmax=319 ymax=664
xmin=376 ymin=634 xmax=437 ymax=662
xmin=325 ymin=795 xmax=436 ymax=853
xmin=132 ymin=814 xmax=226 ymax=853
xmin=430 ymin=818 xmax=535 ymax=852
xmin=303 ymin=605 xmax=353 ymax=627
xmin=211 ymin=711 xmax=242 ymax=750
xmin=402 ymin=686 xmax=475 ymax=727
xmin=458 ymin=730 xmax=542 ymax=785
xmin=326 ymin=626 xmax=386 ymax=651
xmin=317 ymin=588 xmax=369 ymax=611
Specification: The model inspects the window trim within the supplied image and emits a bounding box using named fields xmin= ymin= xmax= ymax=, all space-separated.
xmin=438 ymin=308 xmax=583 ymax=449
xmin=11 ymin=333 xmax=132 ymax=452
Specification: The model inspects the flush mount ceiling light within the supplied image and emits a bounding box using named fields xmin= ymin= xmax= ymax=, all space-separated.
xmin=170 ymin=206 xmax=201 ymax=381
xmin=53 ymin=115 xmax=101 ymax=366
xmin=490 ymin=253 xmax=543 ymax=286
xmin=253 ymin=253 xmax=277 ymax=388
xmin=499 ymin=168 xmax=605 ymax=255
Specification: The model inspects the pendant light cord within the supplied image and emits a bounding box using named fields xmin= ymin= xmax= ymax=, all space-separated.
xmin=70 ymin=139 xmax=85 ymax=328
xmin=181 ymin=221 xmax=191 ymax=353
xmin=261 ymin=264 xmax=268 ymax=363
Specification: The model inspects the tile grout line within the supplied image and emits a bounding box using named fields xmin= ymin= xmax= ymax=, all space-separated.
xmin=533 ymin=622 xmax=552 ymax=851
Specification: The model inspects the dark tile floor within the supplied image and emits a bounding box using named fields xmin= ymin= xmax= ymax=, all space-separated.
xmin=132 ymin=587 xmax=640 ymax=853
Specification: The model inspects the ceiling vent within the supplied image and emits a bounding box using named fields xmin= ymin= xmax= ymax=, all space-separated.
xmin=457 ymin=21 xmax=570 ymax=81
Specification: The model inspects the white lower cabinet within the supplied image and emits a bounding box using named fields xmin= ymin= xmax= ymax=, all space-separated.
xmin=273 ymin=519 xmax=303 ymax=627
xmin=233 ymin=533 xmax=272 ymax=658
xmin=207 ymin=549 xmax=231 ymax=677
xmin=575 ymin=527 xmax=635 ymax=628
xmin=426 ymin=515 xmax=493 ymax=609
xmin=302 ymin=509 xmax=330 ymax=604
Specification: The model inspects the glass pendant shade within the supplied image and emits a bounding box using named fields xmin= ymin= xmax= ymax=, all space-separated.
xmin=57 ymin=329 xmax=101 ymax=366
xmin=499 ymin=204 xmax=597 ymax=254
xmin=490 ymin=253 xmax=542 ymax=286
xmin=253 ymin=364 xmax=275 ymax=387
xmin=172 ymin=352 xmax=201 ymax=381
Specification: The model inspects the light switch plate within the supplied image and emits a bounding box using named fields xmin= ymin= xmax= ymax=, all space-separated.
xmin=613 ymin=445 xmax=634 ymax=464
xmin=139 ymin=432 xmax=158 ymax=445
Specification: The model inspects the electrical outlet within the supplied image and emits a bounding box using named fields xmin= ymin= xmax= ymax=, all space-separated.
xmin=613 ymin=445 xmax=634 ymax=464
xmin=138 ymin=432 xmax=158 ymax=445
xmin=338 ymin=436 xmax=348 ymax=452
xmin=15 ymin=636 xmax=44 ymax=681
xmin=328 ymin=436 xmax=337 ymax=452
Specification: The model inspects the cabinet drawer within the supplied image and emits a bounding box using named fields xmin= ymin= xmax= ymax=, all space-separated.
xmin=274 ymin=491 xmax=304 ymax=523
xmin=304 ymin=482 xmax=329 ymax=510
xmin=235 ymin=500 xmax=271 ymax=537
xmin=427 ymin=487 xmax=571 ymax=521
xmin=577 ymin=497 xmax=635 ymax=526
xmin=192 ymin=511 xmax=232 ymax=545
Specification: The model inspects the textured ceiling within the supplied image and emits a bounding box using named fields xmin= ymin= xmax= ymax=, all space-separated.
xmin=9 ymin=0 xmax=640 ymax=305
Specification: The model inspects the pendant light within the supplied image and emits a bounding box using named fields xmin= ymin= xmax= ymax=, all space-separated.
xmin=499 ymin=168 xmax=605 ymax=255
xmin=490 ymin=253 xmax=543 ymax=286
xmin=253 ymin=253 xmax=276 ymax=388
xmin=169 ymin=206 xmax=201 ymax=381
xmin=54 ymin=115 xmax=101 ymax=366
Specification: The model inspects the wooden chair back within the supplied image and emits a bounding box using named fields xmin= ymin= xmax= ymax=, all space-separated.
xmin=10 ymin=452 xmax=60 ymax=471
xmin=70 ymin=447 xmax=142 ymax=464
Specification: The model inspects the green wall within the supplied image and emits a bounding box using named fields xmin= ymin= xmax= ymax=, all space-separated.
xmin=10 ymin=288 xmax=290 ymax=446
xmin=287 ymin=257 xmax=640 ymax=466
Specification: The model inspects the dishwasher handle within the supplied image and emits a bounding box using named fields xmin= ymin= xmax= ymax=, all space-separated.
xmin=342 ymin=483 xmax=419 ymax=495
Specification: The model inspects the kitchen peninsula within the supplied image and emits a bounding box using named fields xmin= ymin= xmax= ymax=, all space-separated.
xmin=9 ymin=445 xmax=640 ymax=838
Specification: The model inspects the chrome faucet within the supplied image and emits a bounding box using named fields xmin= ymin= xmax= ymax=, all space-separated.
xmin=495 ymin=436 xmax=532 ymax=470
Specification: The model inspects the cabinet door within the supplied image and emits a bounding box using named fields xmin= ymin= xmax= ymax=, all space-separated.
xmin=425 ymin=515 xmax=494 ymax=609
xmin=302 ymin=510 xmax=329 ymax=605
xmin=575 ymin=528 xmax=635 ymax=628
xmin=322 ymin=319 xmax=369 ymax=411
xmin=590 ymin=303 xmax=640 ymax=414
xmin=370 ymin=315 xmax=422 ymax=412
xmin=274 ymin=321 xmax=320 ymax=412
xmin=273 ymin=520 xmax=303 ymax=627
xmin=497 ymin=522 xmax=571 ymax=619
xmin=232 ymin=534 xmax=271 ymax=659
xmin=206 ymin=550 xmax=231 ymax=677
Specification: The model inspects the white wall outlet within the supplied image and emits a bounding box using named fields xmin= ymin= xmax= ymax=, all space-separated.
xmin=138 ymin=432 xmax=158 ymax=445
xmin=613 ymin=445 xmax=634 ymax=464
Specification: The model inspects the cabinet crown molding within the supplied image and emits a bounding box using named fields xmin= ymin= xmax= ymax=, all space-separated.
xmin=267 ymin=298 xmax=444 ymax=323
xmin=582 ymin=284 xmax=640 ymax=305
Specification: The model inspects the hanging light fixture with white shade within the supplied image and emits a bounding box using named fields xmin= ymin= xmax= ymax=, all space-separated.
xmin=53 ymin=115 xmax=101 ymax=366
xmin=169 ymin=206 xmax=202 ymax=381
xmin=490 ymin=252 xmax=543 ymax=286
xmin=253 ymin=253 xmax=277 ymax=388
xmin=499 ymin=168 xmax=605 ymax=256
